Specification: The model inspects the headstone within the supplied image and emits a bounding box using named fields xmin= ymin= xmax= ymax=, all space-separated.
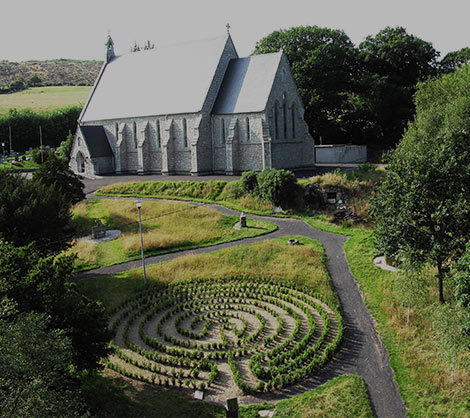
xmin=225 ymin=398 xmax=238 ymax=418
xmin=239 ymin=212 xmax=246 ymax=228
xmin=194 ymin=390 xmax=204 ymax=400
xmin=92 ymin=218 xmax=106 ymax=239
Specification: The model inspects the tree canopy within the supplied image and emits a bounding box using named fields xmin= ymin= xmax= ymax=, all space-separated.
xmin=0 ymin=154 xmax=84 ymax=253
xmin=371 ymin=65 xmax=470 ymax=303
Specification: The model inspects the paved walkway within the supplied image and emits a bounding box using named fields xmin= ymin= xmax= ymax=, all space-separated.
xmin=80 ymin=192 xmax=407 ymax=418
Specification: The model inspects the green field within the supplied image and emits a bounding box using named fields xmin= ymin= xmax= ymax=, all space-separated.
xmin=0 ymin=86 xmax=91 ymax=113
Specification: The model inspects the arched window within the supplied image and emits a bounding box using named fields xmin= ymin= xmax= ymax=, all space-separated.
xmin=274 ymin=105 xmax=279 ymax=139
xmin=133 ymin=121 xmax=137 ymax=148
xmin=221 ymin=119 xmax=226 ymax=144
xmin=76 ymin=151 xmax=85 ymax=173
xmin=246 ymin=117 xmax=250 ymax=141
xmin=156 ymin=120 xmax=161 ymax=148
xmin=282 ymin=93 xmax=287 ymax=139
xmin=183 ymin=119 xmax=188 ymax=147
xmin=291 ymin=104 xmax=296 ymax=139
xmin=115 ymin=123 xmax=119 ymax=140
xmin=281 ymin=69 xmax=286 ymax=81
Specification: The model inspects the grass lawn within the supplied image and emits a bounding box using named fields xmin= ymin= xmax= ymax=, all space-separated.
xmin=69 ymin=199 xmax=277 ymax=271
xmin=0 ymin=86 xmax=91 ymax=113
xmin=82 ymin=372 xmax=372 ymax=418
xmin=78 ymin=237 xmax=372 ymax=416
xmin=0 ymin=156 xmax=39 ymax=170
xmin=77 ymin=236 xmax=338 ymax=313
xmin=95 ymin=179 xmax=470 ymax=416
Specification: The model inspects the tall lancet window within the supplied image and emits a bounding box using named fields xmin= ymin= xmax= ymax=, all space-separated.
xmin=274 ymin=105 xmax=279 ymax=139
xmin=183 ymin=119 xmax=188 ymax=147
xmin=246 ymin=117 xmax=250 ymax=141
xmin=291 ymin=104 xmax=296 ymax=139
xmin=133 ymin=122 xmax=137 ymax=148
xmin=115 ymin=123 xmax=119 ymax=140
xmin=156 ymin=120 xmax=161 ymax=148
xmin=221 ymin=119 xmax=226 ymax=144
xmin=282 ymin=93 xmax=287 ymax=139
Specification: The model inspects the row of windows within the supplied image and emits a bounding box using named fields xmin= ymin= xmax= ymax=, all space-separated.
xmin=114 ymin=119 xmax=189 ymax=149
xmin=219 ymin=117 xmax=251 ymax=144
xmin=274 ymin=95 xmax=297 ymax=140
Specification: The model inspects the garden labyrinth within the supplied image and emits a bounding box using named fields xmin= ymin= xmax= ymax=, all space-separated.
xmin=106 ymin=278 xmax=343 ymax=401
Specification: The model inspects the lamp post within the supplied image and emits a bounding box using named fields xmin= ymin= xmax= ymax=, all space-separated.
xmin=1 ymin=142 xmax=5 ymax=161
xmin=136 ymin=200 xmax=147 ymax=285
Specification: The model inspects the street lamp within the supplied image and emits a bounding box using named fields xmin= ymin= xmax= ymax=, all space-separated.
xmin=136 ymin=200 xmax=147 ymax=285
xmin=1 ymin=142 xmax=4 ymax=158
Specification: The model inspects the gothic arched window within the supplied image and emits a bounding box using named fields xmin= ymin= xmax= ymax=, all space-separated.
xmin=156 ymin=120 xmax=161 ymax=148
xmin=274 ymin=104 xmax=279 ymax=139
xmin=291 ymin=103 xmax=297 ymax=139
xmin=282 ymin=93 xmax=287 ymax=139
xmin=183 ymin=119 xmax=188 ymax=147
xmin=221 ymin=119 xmax=226 ymax=144
xmin=133 ymin=122 xmax=137 ymax=148
xmin=246 ymin=117 xmax=250 ymax=141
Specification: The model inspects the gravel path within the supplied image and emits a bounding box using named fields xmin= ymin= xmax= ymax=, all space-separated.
xmin=79 ymin=189 xmax=407 ymax=417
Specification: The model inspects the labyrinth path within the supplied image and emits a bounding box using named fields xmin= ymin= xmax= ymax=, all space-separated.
xmin=106 ymin=278 xmax=343 ymax=401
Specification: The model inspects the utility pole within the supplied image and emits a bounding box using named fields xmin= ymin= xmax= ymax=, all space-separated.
xmin=8 ymin=126 xmax=12 ymax=155
xmin=39 ymin=125 xmax=43 ymax=163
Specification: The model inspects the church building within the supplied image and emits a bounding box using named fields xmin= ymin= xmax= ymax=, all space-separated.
xmin=70 ymin=31 xmax=315 ymax=176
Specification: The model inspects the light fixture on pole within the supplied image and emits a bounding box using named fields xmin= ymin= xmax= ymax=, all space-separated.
xmin=136 ymin=200 xmax=147 ymax=285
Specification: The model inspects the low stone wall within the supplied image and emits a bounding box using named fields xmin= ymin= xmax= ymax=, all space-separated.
xmin=315 ymin=145 xmax=367 ymax=164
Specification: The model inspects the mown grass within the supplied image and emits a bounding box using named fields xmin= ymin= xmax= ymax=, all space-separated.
xmin=68 ymin=199 xmax=277 ymax=271
xmin=77 ymin=236 xmax=337 ymax=313
xmin=0 ymin=156 xmax=40 ymax=170
xmin=82 ymin=372 xmax=371 ymax=418
xmin=93 ymin=175 xmax=470 ymax=416
xmin=345 ymin=232 xmax=470 ymax=417
xmin=0 ymin=86 xmax=91 ymax=113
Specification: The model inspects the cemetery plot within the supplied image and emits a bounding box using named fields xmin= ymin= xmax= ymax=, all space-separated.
xmin=106 ymin=277 xmax=343 ymax=401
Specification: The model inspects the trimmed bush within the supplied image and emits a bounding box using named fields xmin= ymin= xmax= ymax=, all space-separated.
xmin=257 ymin=169 xmax=297 ymax=207
xmin=241 ymin=170 xmax=259 ymax=195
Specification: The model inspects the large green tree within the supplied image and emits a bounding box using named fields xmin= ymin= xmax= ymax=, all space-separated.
xmin=0 ymin=155 xmax=84 ymax=253
xmin=0 ymin=240 xmax=111 ymax=371
xmin=359 ymin=26 xmax=439 ymax=148
xmin=253 ymin=26 xmax=368 ymax=144
xmin=0 ymin=300 xmax=87 ymax=417
xmin=440 ymin=47 xmax=470 ymax=74
xmin=371 ymin=65 xmax=470 ymax=303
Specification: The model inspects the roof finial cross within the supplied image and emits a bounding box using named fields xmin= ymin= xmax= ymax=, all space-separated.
xmin=226 ymin=23 xmax=231 ymax=35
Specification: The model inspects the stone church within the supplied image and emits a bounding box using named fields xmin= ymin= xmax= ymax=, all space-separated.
xmin=70 ymin=31 xmax=315 ymax=176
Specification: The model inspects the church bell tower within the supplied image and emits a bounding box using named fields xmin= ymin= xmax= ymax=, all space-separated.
xmin=105 ymin=34 xmax=115 ymax=63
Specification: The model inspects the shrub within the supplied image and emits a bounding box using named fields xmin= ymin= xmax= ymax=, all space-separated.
xmin=30 ymin=146 xmax=51 ymax=164
xmin=257 ymin=169 xmax=298 ymax=207
xmin=241 ymin=170 xmax=259 ymax=195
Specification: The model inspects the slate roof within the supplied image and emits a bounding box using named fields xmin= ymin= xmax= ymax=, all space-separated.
xmin=212 ymin=52 xmax=282 ymax=114
xmin=80 ymin=125 xmax=113 ymax=157
xmin=81 ymin=36 xmax=231 ymax=122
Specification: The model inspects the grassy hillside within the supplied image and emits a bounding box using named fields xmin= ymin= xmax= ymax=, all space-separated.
xmin=0 ymin=86 xmax=90 ymax=113
xmin=0 ymin=59 xmax=101 ymax=90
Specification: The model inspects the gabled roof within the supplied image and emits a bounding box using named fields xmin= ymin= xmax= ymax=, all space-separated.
xmin=81 ymin=36 xmax=232 ymax=122
xmin=212 ymin=52 xmax=282 ymax=114
xmin=80 ymin=125 xmax=113 ymax=157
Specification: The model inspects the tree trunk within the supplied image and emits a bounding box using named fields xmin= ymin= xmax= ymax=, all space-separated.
xmin=437 ymin=262 xmax=445 ymax=304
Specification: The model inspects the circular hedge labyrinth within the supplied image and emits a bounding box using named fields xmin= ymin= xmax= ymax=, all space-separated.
xmin=106 ymin=278 xmax=343 ymax=400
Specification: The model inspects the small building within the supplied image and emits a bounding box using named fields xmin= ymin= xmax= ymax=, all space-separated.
xmin=70 ymin=31 xmax=315 ymax=176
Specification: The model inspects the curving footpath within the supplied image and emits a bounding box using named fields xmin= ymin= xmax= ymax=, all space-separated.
xmin=79 ymin=194 xmax=407 ymax=418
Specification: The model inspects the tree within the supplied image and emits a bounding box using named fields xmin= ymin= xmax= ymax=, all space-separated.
xmin=371 ymin=66 xmax=470 ymax=303
xmin=394 ymin=260 xmax=429 ymax=323
xmin=0 ymin=300 xmax=87 ymax=417
xmin=359 ymin=26 xmax=439 ymax=148
xmin=33 ymin=152 xmax=85 ymax=206
xmin=440 ymin=47 xmax=470 ymax=73
xmin=57 ymin=130 xmax=74 ymax=161
xmin=0 ymin=240 xmax=111 ymax=371
xmin=433 ymin=303 xmax=470 ymax=384
xmin=253 ymin=26 xmax=367 ymax=144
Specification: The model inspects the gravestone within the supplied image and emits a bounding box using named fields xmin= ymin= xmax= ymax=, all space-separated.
xmin=92 ymin=218 xmax=106 ymax=239
xmin=239 ymin=212 xmax=246 ymax=228
xmin=225 ymin=398 xmax=238 ymax=418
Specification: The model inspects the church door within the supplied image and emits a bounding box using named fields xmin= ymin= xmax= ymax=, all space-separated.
xmin=76 ymin=151 xmax=85 ymax=173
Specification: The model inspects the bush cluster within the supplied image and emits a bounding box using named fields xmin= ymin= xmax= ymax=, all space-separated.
xmin=241 ymin=168 xmax=298 ymax=207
